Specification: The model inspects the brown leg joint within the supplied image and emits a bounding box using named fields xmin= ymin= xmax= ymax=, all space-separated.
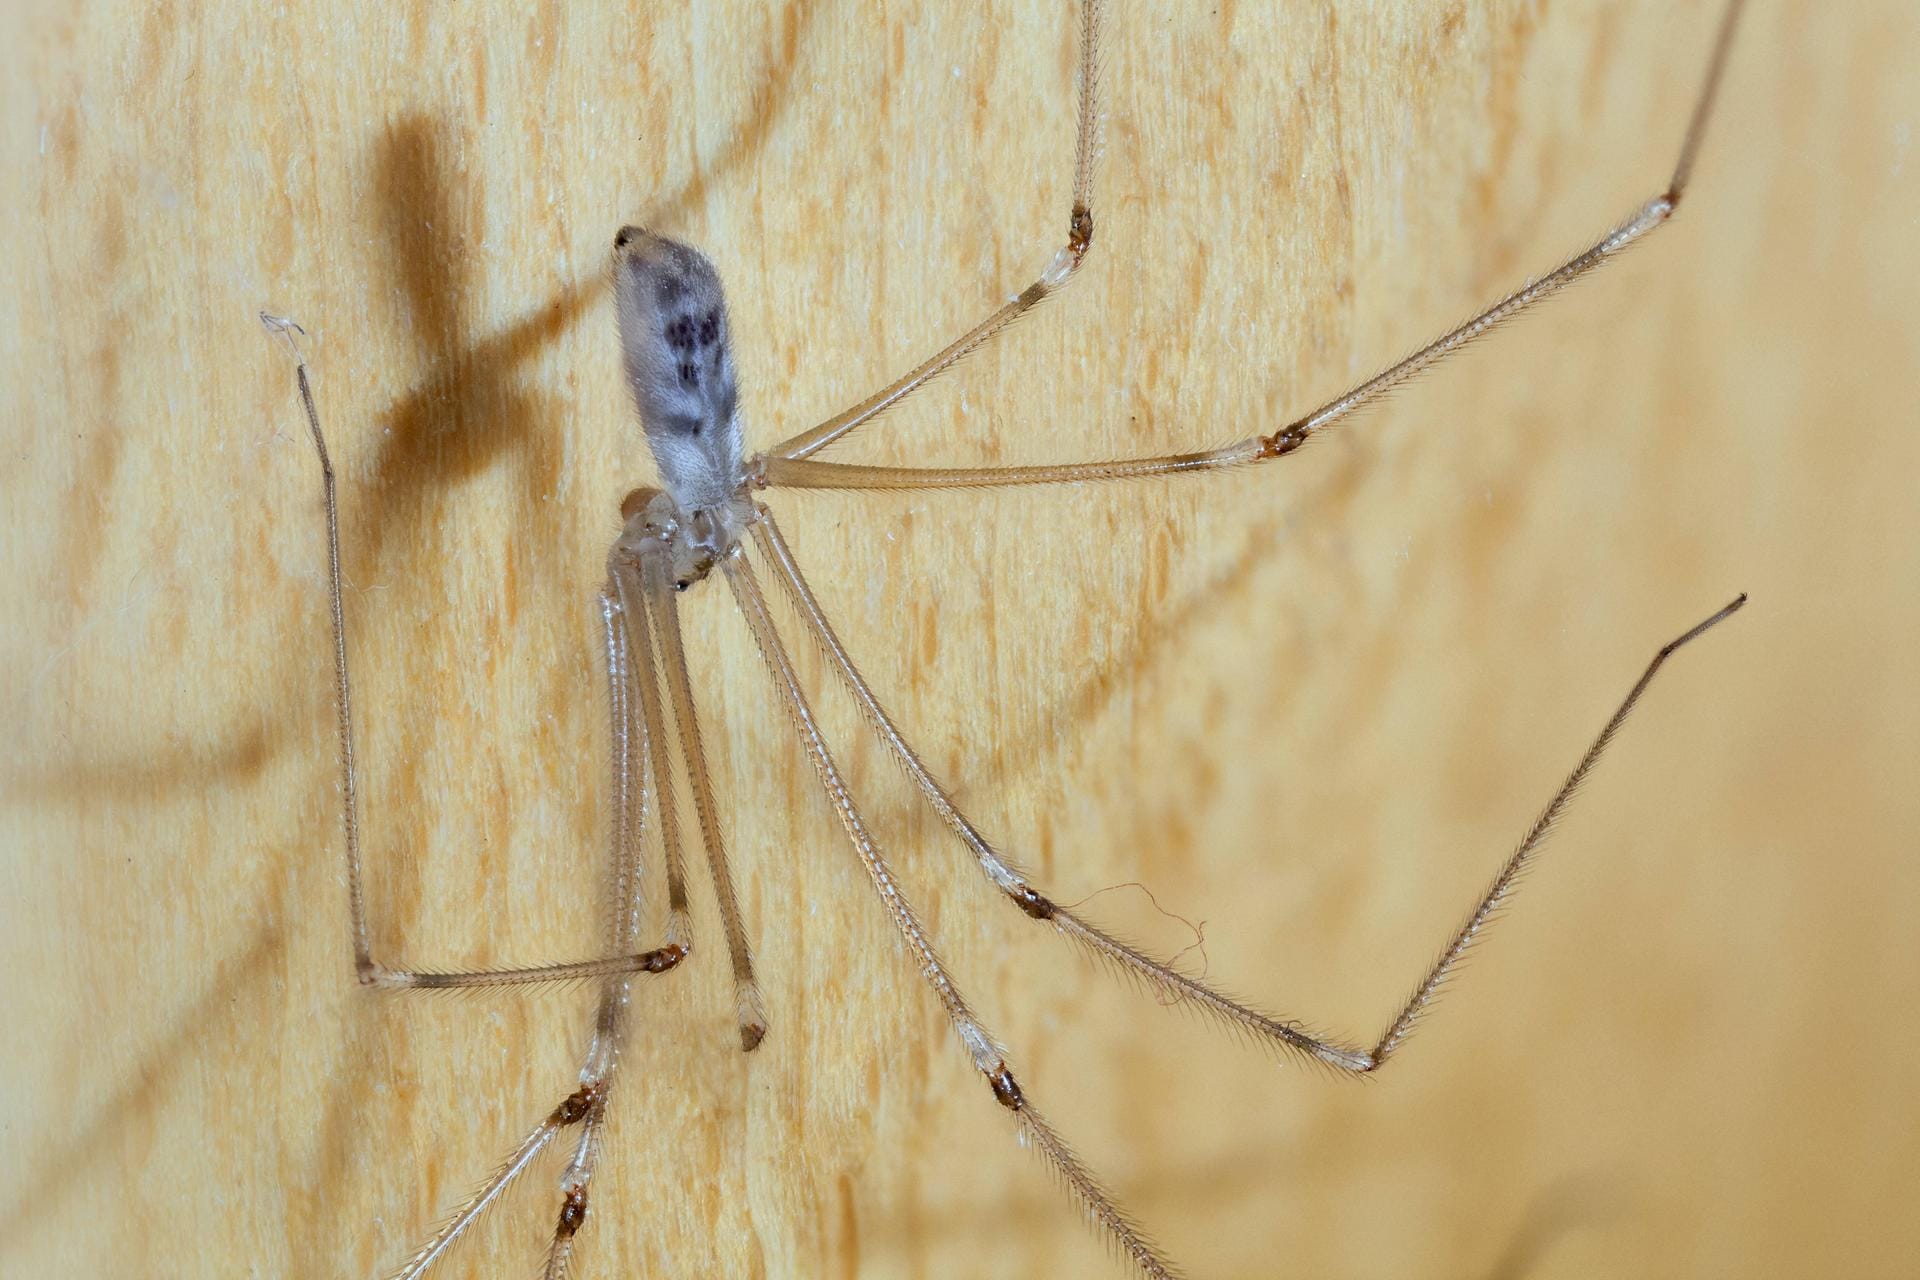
xmin=989 ymin=1065 xmax=1026 ymax=1112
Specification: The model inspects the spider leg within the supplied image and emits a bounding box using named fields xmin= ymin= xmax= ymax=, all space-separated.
xmin=607 ymin=552 xmax=698 ymax=962
xmin=537 ymin=594 xmax=670 ymax=1280
xmin=383 ymin=1084 xmax=600 ymax=1280
xmin=765 ymin=0 xmax=1104 ymax=462
xmin=642 ymin=548 xmax=770 ymax=1050
xmin=382 ymin=571 xmax=671 ymax=1280
xmin=263 ymin=313 xmax=684 ymax=991
xmin=752 ymin=505 xmax=1743 ymax=1074
xmin=752 ymin=0 xmax=1747 ymax=493
xmin=539 ymin=1001 xmax=623 ymax=1280
xmin=606 ymin=547 xmax=769 ymax=1050
xmin=724 ymin=548 xmax=1182 ymax=1280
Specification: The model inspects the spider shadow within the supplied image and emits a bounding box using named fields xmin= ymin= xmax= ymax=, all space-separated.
xmin=1481 ymin=1169 xmax=1629 ymax=1280
xmin=7 ymin=6 xmax=822 ymax=1271
xmin=7 ymin=0 xmax=821 ymax=815
xmin=284 ymin=10 xmax=824 ymax=1270
xmin=0 ymin=924 xmax=284 ymax=1261
xmin=977 ymin=450 xmax=1377 ymax=811
xmin=844 ymin=1099 xmax=1622 ymax=1277
xmin=822 ymin=436 xmax=1381 ymax=899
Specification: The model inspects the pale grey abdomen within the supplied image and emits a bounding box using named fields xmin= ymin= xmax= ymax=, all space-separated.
xmin=612 ymin=228 xmax=745 ymax=513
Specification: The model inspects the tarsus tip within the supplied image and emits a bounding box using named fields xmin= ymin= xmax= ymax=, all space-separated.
xmin=1667 ymin=591 xmax=1749 ymax=654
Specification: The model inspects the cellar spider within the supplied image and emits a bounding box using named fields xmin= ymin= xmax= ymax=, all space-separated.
xmin=263 ymin=0 xmax=1749 ymax=1275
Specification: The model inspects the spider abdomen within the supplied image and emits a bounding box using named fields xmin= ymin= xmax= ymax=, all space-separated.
xmin=612 ymin=227 xmax=745 ymax=513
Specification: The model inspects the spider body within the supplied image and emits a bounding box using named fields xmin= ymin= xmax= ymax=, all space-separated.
xmin=612 ymin=226 xmax=752 ymax=587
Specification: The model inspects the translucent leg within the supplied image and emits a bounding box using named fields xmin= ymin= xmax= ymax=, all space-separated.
xmin=754 ymin=0 xmax=1747 ymax=493
xmin=765 ymin=0 xmax=1106 ymax=461
xmin=724 ymin=550 xmax=1180 ymax=1280
xmin=263 ymin=312 xmax=684 ymax=992
xmin=754 ymin=504 xmax=1743 ymax=1074
xmin=384 ymin=1084 xmax=599 ymax=1280
xmin=645 ymin=549 xmax=770 ymax=1050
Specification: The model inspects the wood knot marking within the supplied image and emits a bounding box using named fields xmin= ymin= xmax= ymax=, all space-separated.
xmin=556 ymin=1187 xmax=589 ymax=1239
xmin=1012 ymin=886 xmax=1056 ymax=920
xmin=989 ymin=1065 xmax=1026 ymax=1112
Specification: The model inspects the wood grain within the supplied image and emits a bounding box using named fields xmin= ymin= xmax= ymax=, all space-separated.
xmin=4 ymin=2 xmax=1916 ymax=1277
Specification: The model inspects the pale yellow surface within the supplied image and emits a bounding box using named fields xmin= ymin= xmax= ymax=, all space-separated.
xmin=4 ymin=2 xmax=1916 ymax=1277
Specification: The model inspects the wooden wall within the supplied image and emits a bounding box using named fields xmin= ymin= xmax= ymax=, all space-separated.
xmin=5 ymin=1 xmax=1916 ymax=1276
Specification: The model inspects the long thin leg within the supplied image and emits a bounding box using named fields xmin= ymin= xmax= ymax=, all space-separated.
xmin=754 ymin=504 xmax=1745 ymax=1074
xmin=764 ymin=0 xmax=1103 ymax=462
xmin=538 ymin=594 xmax=662 ymax=1280
xmin=753 ymin=0 xmax=1747 ymax=493
xmin=723 ymin=550 xmax=1179 ymax=1280
xmin=385 ymin=1083 xmax=600 ymax=1280
xmin=752 ymin=508 xmax=1340 ymax=1064
xmin=1364 ymin=591 xmax=1747 ymax=1066
xmin=540 ymin=991 xmax=625 ymax=1280
xmin=617 ymin=541 xmax=774 ymax=1037
xmin=262 ymin=313 xmax=684 ymax=991
xmin=645 ymin=548 xmax=772 ymax=1051
xmin=608 ymin=554 xmax=697 ymax=958
xmin=597 ymin=589 xmax=647 ymax=956
xmin=388 ymin=561 xmax=674 ymax=1280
